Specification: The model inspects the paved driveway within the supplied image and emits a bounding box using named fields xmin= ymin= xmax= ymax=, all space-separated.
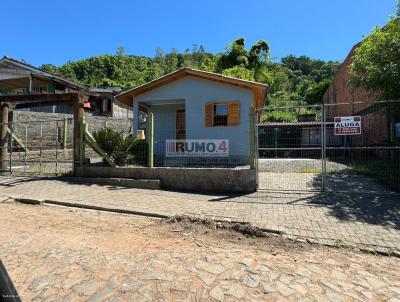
xmin=0 ymin=176 xmax=399 ymax=254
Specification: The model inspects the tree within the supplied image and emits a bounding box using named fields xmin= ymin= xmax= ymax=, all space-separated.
xmin=248 ymin=40 xmax=269 ymax=69
xmin=349 ymin=19 xmax=400 ymax=99
xmin=218 ymin=38 xmax=270 ymax=72
xmin=222 ymin=66 xmax=255 ymax=81
xmin=303 ymin=78 xmax=333 ymax=104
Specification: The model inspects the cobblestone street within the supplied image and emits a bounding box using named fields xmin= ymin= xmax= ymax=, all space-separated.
xmin=0 ymin=177 xmax=399 ymax=254
xmin=1 ymin=202 xmax=400 ymax=301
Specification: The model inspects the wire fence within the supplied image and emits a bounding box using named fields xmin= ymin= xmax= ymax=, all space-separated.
xmin=257 ymin=100 xmax=400 ymax=193
xmin=0 ymin=118 xmax=74 ymax=175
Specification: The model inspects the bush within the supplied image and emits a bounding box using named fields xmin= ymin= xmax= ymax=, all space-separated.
xmin=92 ymin=127 xmax=119 ymax=156
xmin=93 ymin=127 xmax=134 ymax=166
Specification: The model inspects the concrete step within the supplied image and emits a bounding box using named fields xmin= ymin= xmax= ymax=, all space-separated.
xmin=66 ymin=177 xmax=160 ymax=190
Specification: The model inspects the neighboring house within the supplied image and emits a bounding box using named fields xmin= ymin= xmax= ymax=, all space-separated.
xmin=323 ymin=39 xmax=399 ymax=147
xmin=0 ymin=56 xmax=131 ymax=117
xmin=89 ymin=87 xmax=132 ymax=118
xmin=116 ymin=68 xmax=268 ymax=166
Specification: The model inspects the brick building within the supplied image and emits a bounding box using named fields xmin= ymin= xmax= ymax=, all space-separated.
xmin=323 ymin=44 xmax=395 ymax=146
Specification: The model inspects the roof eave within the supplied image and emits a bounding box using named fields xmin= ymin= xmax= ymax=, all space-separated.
xmin=115 ymin=68 xmax=268 ymax=108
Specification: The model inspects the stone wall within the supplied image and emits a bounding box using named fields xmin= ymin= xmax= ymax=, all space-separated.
xmin=75 ymin=166 xmax=257 ymax=193
xmin=9 ymin=111 xmax=132 ymax=149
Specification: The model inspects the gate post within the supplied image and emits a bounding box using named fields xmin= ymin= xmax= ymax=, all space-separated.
xmin=249 ymin=106 xmax=255 ymax=169
xmin=73 ymin=94 xmax=85 ymax=174
xmin=63 ymin=117 xmax=68 ymax=150
xmin=0 ymin=103 xmax=9 ymax=173
xmin=147 ymin=112 xmax=154 ymax=168
xmin=321 ymin=104 xmax=327 ymax=192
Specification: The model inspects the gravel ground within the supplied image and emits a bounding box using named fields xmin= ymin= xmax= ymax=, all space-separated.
xmin=258 ymin=158 xmax=349 ymax=173
xmin=1 ymin=202 xmax=400 ymax=301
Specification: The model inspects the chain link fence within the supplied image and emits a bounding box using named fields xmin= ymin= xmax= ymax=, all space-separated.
xmin=257 ymin=100 xmax=400 ymax=193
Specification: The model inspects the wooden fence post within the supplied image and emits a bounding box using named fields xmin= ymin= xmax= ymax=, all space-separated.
xmin=63 ymin=117 xmax=68 ymax=150
xmin=73 ymin=95 xmax=85 ymax=174
xmin=0 ymin=103 xmax=9 ymax=173
xmin=148 ymin=112 xmax=154 ymax=168
xmin=249 ymin=106 xmax=255 ymax=169
xmin=79 ymin=117 xmax=85 ymax=165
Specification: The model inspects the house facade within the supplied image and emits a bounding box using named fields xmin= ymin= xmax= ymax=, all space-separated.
xmin=117 ymin=68 xmax=268 ymax=166
xmin=0 ymin=56 xmax=131 ymax=117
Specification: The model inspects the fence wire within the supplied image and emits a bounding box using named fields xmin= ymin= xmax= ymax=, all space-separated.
xmin=0 ymin=118 xmax=74 ymax=176
xmin=257 ymin=100 xmax=400 ymax=193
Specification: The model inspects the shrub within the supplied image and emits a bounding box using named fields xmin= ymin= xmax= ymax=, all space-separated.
xmin=92 ymin=127 xmax=120 ymax=156
xmin=93 ymin=127 xmax=134 ymax=166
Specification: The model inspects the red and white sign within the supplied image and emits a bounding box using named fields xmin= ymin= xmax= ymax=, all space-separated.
xmin=334 ymin=116 xmax=361 ymax=135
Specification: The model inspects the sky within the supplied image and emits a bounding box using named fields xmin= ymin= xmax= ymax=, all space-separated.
xmin=0 ymin=0 xmax=397 ymax=67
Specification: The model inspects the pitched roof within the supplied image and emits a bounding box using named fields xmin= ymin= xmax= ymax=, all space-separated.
xmin=0 ymin=56 xmax=88 ymax=91
xmin=116 ymin=68 xmax=268 ymax=108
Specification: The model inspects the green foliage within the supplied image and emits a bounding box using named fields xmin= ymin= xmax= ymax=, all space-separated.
xmin=303 ymin=78 xmax=333 ymax=104
xmin=92 ymin=127 xmax=134 ymax=166
xmin=39 ymin=40 xmax=339 ymax=115
xmin=222 ymin=66 xmax=255 ymax=81
xmin=349 ymin=18 xmax=400 ymax=99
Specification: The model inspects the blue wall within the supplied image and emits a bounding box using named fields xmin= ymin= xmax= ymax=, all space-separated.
xmin=133 ymin=76 xmax=254 ymax=156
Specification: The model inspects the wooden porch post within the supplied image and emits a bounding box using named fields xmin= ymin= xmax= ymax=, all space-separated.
xmin=0 ymin=103 xmax=9 ymax=173
xmin=249 ymin=106 xmax=255 ymax=169
xmin=73 ymin=94 xmax=85 ymax=174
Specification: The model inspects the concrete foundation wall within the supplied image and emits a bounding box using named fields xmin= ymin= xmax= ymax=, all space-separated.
xmin=76 ymin=166 xmax=256 ymax=193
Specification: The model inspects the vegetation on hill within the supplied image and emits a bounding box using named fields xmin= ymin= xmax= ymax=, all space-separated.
xmin=40 ymin=39 xmax=340 ymax=113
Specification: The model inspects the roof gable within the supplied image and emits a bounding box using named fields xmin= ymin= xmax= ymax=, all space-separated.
xmin=0 ymin=56 xmax=87 ymax=91
xmin=116 ymin=68 xmax=268 ymax=108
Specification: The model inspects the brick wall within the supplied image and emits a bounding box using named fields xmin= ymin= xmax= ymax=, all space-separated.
xmin=323 ymin=45 xmax=390 ymax=145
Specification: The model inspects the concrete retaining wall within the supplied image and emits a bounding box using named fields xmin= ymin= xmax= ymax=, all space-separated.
xmin=75 ymin=166 xmax=256 ymax=193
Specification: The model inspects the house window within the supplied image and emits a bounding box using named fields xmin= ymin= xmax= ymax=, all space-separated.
xmin=205 ymin=102 xmax=240 ymax=127
xmin=213 ymin=104 xmax=228 ymax=126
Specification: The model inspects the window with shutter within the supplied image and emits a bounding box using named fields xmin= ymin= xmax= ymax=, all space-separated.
xmin=205 ymin=101 xmax=240 ymax=127
xmin=228 ymin=102 xmax=240 ymax=126
xmin=205 ymin=103 xmax=214 ymax=127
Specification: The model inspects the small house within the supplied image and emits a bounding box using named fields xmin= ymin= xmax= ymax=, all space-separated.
xmin=0 ymin=56 xmax=131 ymax=117
xmin=116 ymin=68 xmax=268 ymax=167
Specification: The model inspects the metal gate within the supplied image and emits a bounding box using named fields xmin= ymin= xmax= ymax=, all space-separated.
xmin=0 ymin=118 xmax=74 ymax=176
xmin=256 ymin=100 xmax=400 ymax=194
xmin=256 ymin=104 xmax=324 ymax=191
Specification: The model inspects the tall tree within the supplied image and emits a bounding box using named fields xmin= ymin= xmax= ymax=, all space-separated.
xmin=350 ymin=18 xmax=400 ymax=99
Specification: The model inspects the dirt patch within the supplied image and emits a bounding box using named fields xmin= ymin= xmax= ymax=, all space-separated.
xmin=164 ymin=215 xmax=268 ymax=238
xmin=162 ymin=215 xmax=311 ymax=254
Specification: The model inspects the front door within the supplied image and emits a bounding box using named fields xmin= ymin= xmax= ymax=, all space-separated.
xmin=176 ymin=109 xmax=185 ymax=140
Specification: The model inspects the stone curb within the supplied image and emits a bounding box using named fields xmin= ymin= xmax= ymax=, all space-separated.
xmin=43 ymin=199 xmax=168 ymax=219
xmin=5 ymin=195 xmax=400 ymax=257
